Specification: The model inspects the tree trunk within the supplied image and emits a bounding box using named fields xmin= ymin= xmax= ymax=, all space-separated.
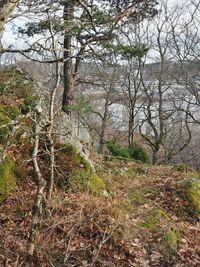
xmin=25 ymin=114 xmax=46 ymax=267
xmin=128 ymin=112 xmax=134 ymax=146
xmin=62 ymin=1 xmax=74 ymax=113
xmin=99 ymin=120 xmax=106 ymax=154
xmin=152 ymin=150 xmax=158 ymax=165
xmin=99 ymin=96 xmax=109 ymax=154
xmin=46 ymin=63 xmax=61 ymax=203
xmin=152 ymin=145 xmax=159 ymax=165
xmin=0 ymin=0 xmax=19 ymax=50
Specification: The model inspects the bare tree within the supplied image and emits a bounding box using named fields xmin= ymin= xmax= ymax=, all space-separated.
xmin=116 ymin=27 xmax=148 ymax=146
xmin=73 ymin=58 xmax=121 ymax=154
xmin=166 ymin=0 xmax=200 ymax=166
xmin=137 ymin=2 xmax=192 ymax=164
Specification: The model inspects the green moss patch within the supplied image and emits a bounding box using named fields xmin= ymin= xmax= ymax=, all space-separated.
xmin=128 ymin=187 xmax=160 ymax=206
xmin=164 ymin=227 xmax=182 ymax=250
xmin=70 ymin=171 xmax=106 ymax=195
xmin=55 ymin=144 xmax=106 ymax=195
xmin=0 ymin=156 xmax=16 ymax=203
xmin=127 ymin=166 xmax=146 ymax=175
xmin=173 ymin=163 xmax=190 ymax=172
xmin=178 ymin=178 xmax=200 ymax=218
xmin=143 ymin=187 xmax=160 ymax=196
xmin=140 ymin=208 xmax=169 ymax=232
xmin=189 ymin=180 xmax=200 ymax=217
xmin=128 ymin=190 xmax=145 ymax=205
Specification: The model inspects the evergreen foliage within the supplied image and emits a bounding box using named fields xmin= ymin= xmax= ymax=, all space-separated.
xmin=128 ymin=142 xmax=149 ymax=163
xmin=107 ymin=139 xmax=130 ymax=158
xmin=107 ymin=139 xmax=148 ymax=162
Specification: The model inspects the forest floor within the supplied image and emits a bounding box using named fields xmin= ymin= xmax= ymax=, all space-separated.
xmin=0 ymin=155 xmax=200 ymax=267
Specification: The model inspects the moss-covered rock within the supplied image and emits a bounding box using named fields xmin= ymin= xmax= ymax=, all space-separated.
xmin=55 ymin=143 xmax=106 ymax=195
xmin=0 ymin=156 xmax=16 ymax=203
xmin=177 ymin=178 xmax=200 ymax=218
xmin=69 ymin=171 xmax=106 ymax=195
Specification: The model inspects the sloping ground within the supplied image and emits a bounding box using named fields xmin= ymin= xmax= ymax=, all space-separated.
xmin=0 ymin=157 xmax=200 ymax=266
xmin=0 ymin=67 xmax=34 ymax=205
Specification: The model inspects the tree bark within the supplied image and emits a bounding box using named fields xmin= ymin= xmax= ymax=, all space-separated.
xmin=99 ymin=97 xmax=109 ymax=154
xmin=62 ymin=1 xmax=74 ymax=113
xmin=46 ymin=63 xmax=61 ymax=203
xmin=152 ymin=143 xmax=159 ymax=165
xmin=128 ymin=111 xmax=134 ymax=146
xmin=152 ymin=150 xmax=158 ymax=165
xmin=25 ymin=114 xmax=46 ymax=267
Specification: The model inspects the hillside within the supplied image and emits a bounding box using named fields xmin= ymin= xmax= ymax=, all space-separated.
xmin=0 ymin=66 xmax=199 ymax=267
xmin=0 ymin=155 xmax=199 ymax=266
xmin=1 ymin=0 xmax=200 ymax=266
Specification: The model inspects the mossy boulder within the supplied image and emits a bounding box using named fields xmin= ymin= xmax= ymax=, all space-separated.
xmin=178 ymin=178 xmax=200 ymax=218
xmin=70 ymin=171 xmax=106 ymax=195
xmin=55 ymin=144 xmax=106 ymax=195
xmin=0 ymin=156 xmax=16 ymax=203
